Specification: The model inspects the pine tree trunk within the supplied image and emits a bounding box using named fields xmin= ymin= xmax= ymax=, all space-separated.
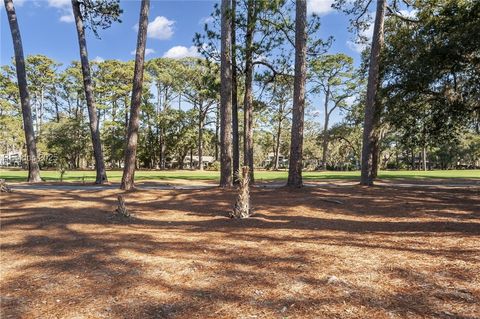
xmin=198 ymin=107 xmax=204 ymax=171
xmin=422 ymin=146 xmax=427 ymax=171
xmin=274 ymin=119 xmax=282 ymax=170
xmin=53 ymin=85 xmax=60 ymax=122
xmin=215 ymin=102 xmax=220 ymax=161
xmin=219 ymin=0 xmax=233 ymax=187
xmin=322 ymin=89 xmax=330 ymax=171
xmin=371 ymin=135 xmax=380 ymax=178
xmin=4 ymin=0 xmax=41 ymax=182
xmin=120 ymin=0 xmax=150 ymax=190
xmin=360 ymin=0 xmax=386 ymax=186
xmin=231 ymin=0 xmax=240 ymax=184
xmin=243 ymin=0 xmax=255 ymax=184
xmin=287 ymin=0 xmax=307 ymax=188
xmin=39 ymin=86 xmax=44 ymax=136
xmin=72 ymin=0 xmax=108 ymax=184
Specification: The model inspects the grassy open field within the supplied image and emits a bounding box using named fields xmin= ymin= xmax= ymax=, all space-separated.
xmin=0 ymin=168 xmax=478 ymax=183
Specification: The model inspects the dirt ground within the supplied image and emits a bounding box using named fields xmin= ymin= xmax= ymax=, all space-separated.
xmin=1 ymin=183 xmax=479 ymax=319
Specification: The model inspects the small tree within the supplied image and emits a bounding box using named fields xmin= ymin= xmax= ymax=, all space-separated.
xmin=114 ymin=195 xmax=130 ymax=218
xmin=230 ymin=166 xmax=252 ymax=219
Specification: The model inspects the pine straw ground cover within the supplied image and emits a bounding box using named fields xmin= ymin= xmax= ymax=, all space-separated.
xmin=0 ymin=184 xmax=479 ymax=319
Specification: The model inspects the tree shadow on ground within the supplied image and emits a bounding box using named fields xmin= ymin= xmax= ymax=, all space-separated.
xmin=1 ymin=185 xmax=479 ymax=318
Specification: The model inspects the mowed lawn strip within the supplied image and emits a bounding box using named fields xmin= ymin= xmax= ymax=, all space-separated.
xmin=0 ymin=168 xmax=479 ymax=183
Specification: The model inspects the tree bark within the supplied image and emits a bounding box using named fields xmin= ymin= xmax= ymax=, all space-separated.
xmin=219 ymin=0 xmax=233 ymax=187
xmin=53 ymin=85 xmax=61 ymax=122
xmin=215 ymin=102 xmax=220 ymax=161
xmin=156 ymin=83 xmax=166 ymax=169
xmin=273 ymin=110 xmax=283 ymax=170
xmin=360 ymin=0 xmax=386 ymax=186
xmin=39 ymin=86 xmax=44 ymax=135
xmin=4 ymin=0 xmax=41 ymax=182
xmin=273 ymin=116 xmax=282 ymax=170
xmin=72 ymin=0 xmax=108 ymax=184
xmin=231 ymin=0 xmax=240 ymax=184
xmin=287 ymin=0 xmax=307 ymax=188
xmin=243 ymin=0 xmax=255 ymax=183
xmin=120 ymin=0 xmax=150 ymax=190
xmin=422 ymin=146 xmax=427 ymax=171
xmin=197 ymin=104 xmax=204 ymax=171
xmin=371 ymin=134 xmax=380 ymax=178
xmin=322 ymin=87 xmax=330 ymax=171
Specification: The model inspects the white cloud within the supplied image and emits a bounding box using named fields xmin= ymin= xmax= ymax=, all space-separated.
xmin=14 ymin=0 xmax=26 ymax=7
xmin=307 ymin=0 xmax=334 ymax=15
xmin=145 ymin=16 xmax=174 ymax=40
xmin=47 ymin=0 xmax=74 ymax=23
xmin=92 ymin=56 xmax=105 ymax=63
xmin=163 ymin=46 xmax=199 ymax=59
xmin=346 ymin=40 xmax=364 ymax=53
xmin=48 ymin=0 xmax=70 ymax=8
xmin=59 ymin=12 xmax=74 ymax=23
xmin=145 ymin=48 xmax=155 ymax=56
xmin=347 ymin=23 xmax=374 ymax=53
xmin=130 ymin=48 xmax=155 ymax=56
xmin=199 ymin=16 xmax=214 ymax=25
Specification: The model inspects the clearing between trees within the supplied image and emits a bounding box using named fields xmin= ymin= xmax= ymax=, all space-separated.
xmin=1 ymin=183 xmax=479 ymax=318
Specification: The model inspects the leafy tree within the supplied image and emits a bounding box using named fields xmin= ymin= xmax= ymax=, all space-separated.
xmin=180 ymin=58 xmax=220 ymax=170
xmin=261 ymin=75 xmax=293 ymax=170
xmin=146 ymin=58 xmax=184 ymax=169
xmin=25 ymin=55 xmax=60 ymax=135
xmin=334 ymin=0 xmax=416 ymax=185
xmin=310 ymin=54 xmax=357 ymax=170
xmin=0 ymin=66 xmax=23 ymax=156
xmin=44 ymin=117 xmax=90 ymax=169
xmin=94 ymin=59 xmax=135 ymax=166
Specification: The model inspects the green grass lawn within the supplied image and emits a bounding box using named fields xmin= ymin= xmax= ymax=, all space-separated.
xmin=0 ymin=168 xmax=478 ymax=182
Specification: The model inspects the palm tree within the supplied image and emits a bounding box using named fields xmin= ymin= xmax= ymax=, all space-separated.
xmin=4 ymin=0 xmax=41 ymax=182
xmin=71 ymin=0 xmax=108 ymax=184
xmin=120 ymin=0 xmax=150 ymax=190
xmin=287 ymin=0 xmax=307 ymax=188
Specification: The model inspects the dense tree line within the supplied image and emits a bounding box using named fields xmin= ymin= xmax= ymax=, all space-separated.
xmin=2 ymin=0 xmax=478 ymax=187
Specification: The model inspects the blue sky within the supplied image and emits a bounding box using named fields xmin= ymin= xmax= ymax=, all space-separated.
xmin=1 ymin=0 xmax=365 ymax=66
xmin=1 ymin=0 xmax=370 ymax=125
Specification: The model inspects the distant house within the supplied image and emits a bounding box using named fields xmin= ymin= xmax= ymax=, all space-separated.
xmin=262 ymin=152 xmax=288 ymax=168
xmin=0 ymin=150 xmax=22 ymax=167
xmin=180 ymin=155 xmax=215 ymax=169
